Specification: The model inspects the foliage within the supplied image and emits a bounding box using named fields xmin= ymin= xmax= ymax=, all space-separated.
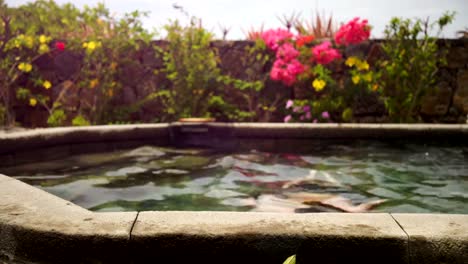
xmin=215 ymin=40 xmax=277 ymax=121
xmin=243 ymin=24 xmax=264 ymax=40
xmin=376 ymin=12 xmax=455 ymax=122
xmin=72 ymin=114 xmax=90 ymax=126
xmin=0 ymin=0 xmax=154 ymax=127
xmin=0 ymin=1 xmax=459 ymax=126
xmin=277 ymin=12 xmax=301 ymax=32
xmin=47 ymin=109 xmax=66 ymax=127
xmin=261 ymin=17 xmax=372 ymax=123
xmin=295 ymin=11 xmax=337 ymax=39
xmin=283 ymin=255 xmax=296 ymax=264
xmin=74 ymin=9 xmax=154 ymax=124
xmin=155 ymin=16 xmax=220 ymax=119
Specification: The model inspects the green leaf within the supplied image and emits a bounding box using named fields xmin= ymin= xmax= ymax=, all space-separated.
xmin=283 ymin=255 xmax=296 ymax=264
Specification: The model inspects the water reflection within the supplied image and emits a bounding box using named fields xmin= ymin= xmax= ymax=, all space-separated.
xmin=6 ymin=141 xmax=468 ymax=213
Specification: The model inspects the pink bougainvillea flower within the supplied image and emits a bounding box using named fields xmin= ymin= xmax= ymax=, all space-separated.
xmin=55 ymin=41 xmax=65 ymax=51
xmin=286 ymin=99 xmax=294 ymax=109
xmin=312 ymin=41 xmax=341 ymax=65
xmin=303 ymin=105 xmax=311 ymax=112
xmin=313 ymin=119 xmax=318 ymax=123
xmin=276 ymin=43 xmax=299 ymax=61
xmin=296 ymin=35 xmax=315 ymax=48
xmin=270 ymin=65 xmax=282 ymax=81
xmin=305 ymin=111 xmax=312 ymax=119
xmin=286 ymin=59 xmax=305 ymax=75
xmin=270 ymin=59 xmax=304 ymax=86
xmin=293 ymin=106 xmax=301 ymax=113
xmin=300 ymin=115 xmax=305 ymax=121
xmin=284 ymin=115 xmax=292 ymax=123
xmin=335 ymin=17 xmax=371 ymax=46
xmin=261 ymin=28 xmax=294 ymax=51
xmin=322 ymin=111 xmax=330 ymax=119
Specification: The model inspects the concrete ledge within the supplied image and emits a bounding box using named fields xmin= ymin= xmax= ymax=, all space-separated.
xmin=132 ymin=211 xmax=408 ymax=263
xmin=0 ymin=124 xmax=170 ymax=155
xmin=392 ymin=214 xmax=468 ymax=264
xmin=0 ymin=174 xmax=136 ymax=263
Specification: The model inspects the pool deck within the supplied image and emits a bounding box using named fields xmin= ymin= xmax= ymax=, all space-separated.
xmin=0 ymin=124 xmax=467 ymax=263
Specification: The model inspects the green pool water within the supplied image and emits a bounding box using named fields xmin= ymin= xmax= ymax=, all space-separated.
xmin=6 ymin=141 xmax=468 ymax=213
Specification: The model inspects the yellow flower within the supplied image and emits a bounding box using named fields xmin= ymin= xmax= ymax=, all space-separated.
xmin=372 ymin=84 xmax=379 ymax=91
xmin=356 ymin=61 xmax=370 ymax=71
xmin=362 ymin=72 xmax=373 ymax=82
xmin=39 ymin=44 xmax=49 ymax=54
xmin=352 ymin=75 xmax=360 ymax=84
xmin=89 ymin=78 xmax=99 ymax=89
xmin=312 ymin=79 xmax=326 ymax=92
xmin=18 ymin=62 xmax=32 ymax=73
xmin=345 ymin=56 xmax=359 ymax=67
xmin=108 ymin=89 xmax=114 ymax=97
xmin=39 ymin=35 xmax=48 ymax=44
xmin=87 ymin=41 xmax=96 ymax=50
xmin=29 ymin=98 xmax=37 ymax=106
xmin=83 ymin=41 xmax=101 ymax=53
xmin=110 ymin=62 xmax=118 ymax=70
xmin=43 ymin=80 xmax=52 ymax=89
xmin=24 ymin=36 xmax=34 ymax=49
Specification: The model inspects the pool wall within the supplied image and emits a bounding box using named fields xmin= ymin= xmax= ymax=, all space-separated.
xmin=1 ymin=124 xmax=467 ymax=263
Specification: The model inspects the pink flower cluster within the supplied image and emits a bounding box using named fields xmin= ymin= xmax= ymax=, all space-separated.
xmin=271 ymin=59 xmax=304 ymax=86
xmin=261 ymin=28 xmax=294 ymax=51
xmin=266 ymin=39 xmax=304 ymax=86
xmin=312 ymin=41 xmax=341 ymax=65
xmin=284 ymin=100 xmax=313 ymax=122
xmin=334 ymin=17 xmax=371 ymax=45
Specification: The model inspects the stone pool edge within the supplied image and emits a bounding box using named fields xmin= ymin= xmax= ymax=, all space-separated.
xmin=0 ymin=174 xmax=467 ymax=264
xmin=1 ymin=123 xmax=468 ymax=167
xmin=1 ymin=123 xmax=468 ymax=263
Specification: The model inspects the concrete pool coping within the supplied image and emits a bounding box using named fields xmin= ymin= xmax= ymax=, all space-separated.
xmin=0 ymin=124 xmax=467 ymax=263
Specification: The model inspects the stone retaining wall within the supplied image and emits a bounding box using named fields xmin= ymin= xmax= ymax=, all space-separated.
xmin=9 ymin=39 xmax=468 ymax=127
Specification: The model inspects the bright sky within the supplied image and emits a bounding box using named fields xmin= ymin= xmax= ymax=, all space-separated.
xmin=6 ymin=0 xmax=468 ymax=39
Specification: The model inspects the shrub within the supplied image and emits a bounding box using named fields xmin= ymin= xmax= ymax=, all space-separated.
xmin=376 ymin=12 xmax=455 ymax=122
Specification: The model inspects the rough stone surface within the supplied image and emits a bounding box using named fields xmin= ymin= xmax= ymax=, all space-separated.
xmin=0 ymin=124 xmax=170 ymax=155
xmin=420 ymin=81 xmax=453 ymax=117
xmin=454 ymin=70 xmax=468 ymax=114
xmin=131 ymin=211 xmax=408 ymax=264
xmin=0 ymin=177 xmax=137 ymax=263
xmin=447 ymin=45 xmax=468 ymax=69
xmin=392 ymin=214 xmax=468 ymax=264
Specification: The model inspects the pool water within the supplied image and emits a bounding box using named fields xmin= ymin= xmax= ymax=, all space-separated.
xmin=6 ymin=141 xmax=468 ymax=213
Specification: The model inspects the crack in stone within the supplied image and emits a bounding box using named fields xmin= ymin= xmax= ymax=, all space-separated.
xmin=390 ymin=213 xmax=411 ymax=264
xmin=129 ymin=211 xmax=140 ymax=240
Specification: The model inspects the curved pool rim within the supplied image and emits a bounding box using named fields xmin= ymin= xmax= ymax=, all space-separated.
xmin=0 ymin=123 xmax=467 ymax=264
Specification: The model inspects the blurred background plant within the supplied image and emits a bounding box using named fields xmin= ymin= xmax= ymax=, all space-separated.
xmin=0 ymin=0 xmax=155 ymax=127
xmin=152 ymin=10 xmax=221 ymax=120
xmin=0 ymin=0 xmax=462 ymax=126
xmin=263 ymin=16 xmax=372 ymax=123
xmin=376 ymin=12 xmax=455 ymax=122
xmin=294 ymin=11 xmax=338 ymax=39
xmin=215 ymin=40 xmax=277 ymax=122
